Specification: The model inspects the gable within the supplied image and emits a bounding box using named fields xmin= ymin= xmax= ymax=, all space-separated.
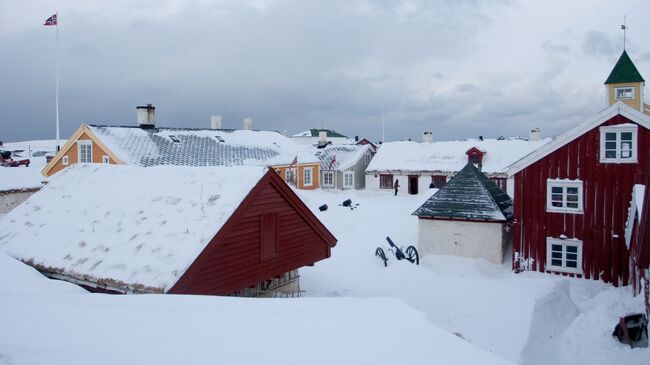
xmin=507 ymin=102 xmax=650 ymax=176
xmin=169 ymin=171 xmax=336 ymax=295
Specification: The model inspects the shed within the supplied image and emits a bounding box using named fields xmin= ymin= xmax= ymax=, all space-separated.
xmin=0 ymin=164 xmax=337 ymax=296
xmin=413 ymin=163 xmax=513 ymax=264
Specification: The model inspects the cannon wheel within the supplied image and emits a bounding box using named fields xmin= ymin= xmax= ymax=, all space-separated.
xmin=405 ymin=246 xmax=419 ymax=265
xmin=375 ymin=247 xmax=388 ymax=267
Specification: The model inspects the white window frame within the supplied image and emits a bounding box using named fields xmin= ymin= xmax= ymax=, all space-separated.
xmin=546 ymin=179 xmax=583 ymax=213
xmin=62 ymin=155 xmax=69 ymax=165
xmin=102 ymin=155 xmax=110 ymax=164
xmin=599 ymin=125 xmax=638 ymax=163
xmin=322 ymin=171 xmax=334 ymax=187
xmin=303 ymin=167 xmax=313 ymax=186
xmin=343 ymin=171 xmax=354 ymax=188
xmin=546 ymin=237 xmax=583 ymax=274
xmin=77 ymin=141 xmax=93 ymax=163
xmin=364 ymin=153 xmax=372 ymax=166
xmin=614 ymin=87 xmax=634 ymax=100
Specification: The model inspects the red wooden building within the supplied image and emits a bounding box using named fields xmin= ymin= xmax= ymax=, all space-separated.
xmin=0 ymin=164 xmax=336 ymax=296
xmin=626 ymin=161 xmax=650 ymax=315
xmin=507 ymin=102 xmax=650 ymax=285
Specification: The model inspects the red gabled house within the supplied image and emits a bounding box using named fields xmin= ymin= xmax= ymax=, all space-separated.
xmin=0 ymin=164 xmax=336 ymax=296
xmin=507 ymin=51 xmax=650 ymax=286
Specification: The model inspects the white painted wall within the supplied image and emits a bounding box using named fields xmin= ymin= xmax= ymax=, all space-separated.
xmin=417 ymin=219 xmax=509 ymax=264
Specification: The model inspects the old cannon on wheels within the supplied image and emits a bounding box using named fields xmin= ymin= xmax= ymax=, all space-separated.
xmin=375 ymin=236 xmax=419 ymax=267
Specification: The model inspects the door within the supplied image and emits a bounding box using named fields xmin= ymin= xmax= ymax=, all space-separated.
xmin=408 ymin=175 xmax=418 ymax=195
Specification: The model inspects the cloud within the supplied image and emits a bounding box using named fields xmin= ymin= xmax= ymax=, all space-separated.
xmin=582 ymin=31 xmax=617 ymax=59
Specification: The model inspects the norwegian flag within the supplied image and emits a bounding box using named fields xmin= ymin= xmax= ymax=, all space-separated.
xmin=289 ymin=155 xmax=298 ymax=167
xmin=44 ymin=13 xmax=58 ymax=26
xmin=328 ymin=155 xmax=336 ymax=169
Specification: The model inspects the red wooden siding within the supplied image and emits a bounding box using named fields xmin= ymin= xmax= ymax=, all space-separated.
xmin=169 ymin=170 xmax=336 ymax=295
xmin=513 ymin=114 xmax=650 ymax=285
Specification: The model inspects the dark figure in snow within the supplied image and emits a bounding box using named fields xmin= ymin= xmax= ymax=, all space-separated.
xmin=394 ymin=179 xmax=400 ymax=196
xmin=429 ymin=181 xmax=434 ymax=189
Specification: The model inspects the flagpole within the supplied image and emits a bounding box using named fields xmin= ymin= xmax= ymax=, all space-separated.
xmin=55 ymin=12 xmax=60 ymax=151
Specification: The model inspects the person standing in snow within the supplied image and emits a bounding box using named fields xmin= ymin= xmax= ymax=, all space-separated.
xmin=394 ymin=179 xmax=400 ymax=196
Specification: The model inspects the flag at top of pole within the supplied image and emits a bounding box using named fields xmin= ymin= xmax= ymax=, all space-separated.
xmin=44 ymin=13 xmax=58 ymax=26
xmin=44 ymin=12 xmax=61 ymax=151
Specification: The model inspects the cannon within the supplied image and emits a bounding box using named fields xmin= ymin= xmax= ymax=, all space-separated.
xmin=375 ymin=236 xmax=419 ymax=267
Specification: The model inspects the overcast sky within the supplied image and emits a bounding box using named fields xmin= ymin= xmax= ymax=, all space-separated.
xmin=1 ymin=0 xmax=649 ymax=143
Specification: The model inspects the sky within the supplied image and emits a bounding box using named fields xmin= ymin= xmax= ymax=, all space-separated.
xmin=1 ymin=0 xmax=649 ymax=143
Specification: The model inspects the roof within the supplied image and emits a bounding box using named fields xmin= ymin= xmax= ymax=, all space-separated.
xmin=413 ymin=163 xmax=513 ymax=222
xmin=605 ymin=50 xmax=645 ymax=84
xmin=367 ymin=138 xmax=550 ymax=174
xmin=0 ymin=164 xmax=268 ymax=292
xmin=86 ymin=125 xmax=319 ymax=167
xmin=313 ymin=144 xmax=370 ymax=171
xmin=507 ymin=102 xmax=650 ymax=176
xmin=293 ymin=129 xmax=347 ymax=138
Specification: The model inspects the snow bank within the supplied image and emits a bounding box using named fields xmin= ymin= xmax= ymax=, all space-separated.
xmin=0 ymin=250 xmax=85 ymax=294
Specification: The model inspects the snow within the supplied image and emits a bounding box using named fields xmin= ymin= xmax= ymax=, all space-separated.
xmin=312 ymin=144 xmax=370 ymax=171
xmin=0 ymin=164 xmax=267 ymax=292
xmin=0 ymin=140 xmax=62 ymax=190
xmin=625 ymin=184 xmax=645 ymax=248
xmin=367 ymin=138 xmax=551 ymax=174
xmin=0 ymin=175 xmax=648 ymax=364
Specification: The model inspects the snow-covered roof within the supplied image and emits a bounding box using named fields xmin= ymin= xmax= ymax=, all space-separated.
xmin=625 ymin=184 xmax=646 ymax=249
xmin=507 ymin=102 xmax=650 ymax=175
xmin=292 ymin=129 xmax=347 ymax=138
xmin=313 ymin=144 xmax=370 ymax=171
xmin=413 ymin=163 xmax=513 ymax=222
xmin=367 ymin=138 xmax=550 ymax=174
xmin=0 ymin=164 xmax=268 ymax=292
xmin=88 ymin=125 xmax=319 ymax=167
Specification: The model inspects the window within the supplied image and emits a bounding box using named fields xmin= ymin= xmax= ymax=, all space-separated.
xmin=546 ymin=238 xmax=583 ymax=274
xmin=102 ymin=156 xmax=110 ymax=164
xmin=343 ymin=172 xmax=354 ymax=188
xmin=62 ymin=155 xmax=69 ymax=165
xmin=260 ymin=214 xmax=279 ymax=261
xmin=615 ymin=87 xmax=634 ymax=100
xmin=77 ymin=141 xmax=92 ymax=163
xmin=303 ymin=167 xmax=313 ymax=186
xmin=322 ymin=171 xmax=334 ymax=187
xmin=285 ymin=168 xmax=297 ymax=186
xmin=599 ymin=125 xmax=637 ymax=163
xmin=380 ymin=174 xmax=394 ymax=189
xmin=365 ymin=153 xmax=372 ymax=166
xmin=431 ymin=175 xmax=447 ymax=189
xmin=547 ymin=179 xmax=583 ymax=213
xmin=490 ymin=177 xmax=507 ymax=192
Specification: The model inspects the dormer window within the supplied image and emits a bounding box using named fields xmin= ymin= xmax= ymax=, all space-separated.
xmin=615 ymin=87 xmax=634 ymax=100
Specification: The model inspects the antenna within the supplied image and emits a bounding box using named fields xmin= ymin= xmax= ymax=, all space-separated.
xmin=621 ymin=15 xmax=628 ymax=50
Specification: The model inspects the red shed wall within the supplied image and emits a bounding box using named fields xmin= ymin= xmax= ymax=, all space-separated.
xmin=513 ymin=114 xmax=650 ymax=285
xmin=169 ymin=171 xmax=336 ymax=295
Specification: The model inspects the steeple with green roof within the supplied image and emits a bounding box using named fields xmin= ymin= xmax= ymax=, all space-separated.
xmin=604 ymin=50 xmax=647 ymax=114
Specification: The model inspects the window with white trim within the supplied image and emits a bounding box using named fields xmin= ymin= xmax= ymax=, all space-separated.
xmin=380 ymin=174 xmax=393 ymax=189
xmin=546 ymin=238 xmax=583 ymax=274
xmin=102 ymin=155 xmax=110 ymax=164
xmin=304 ymin=167 xmax=313 ymax=186
xmin=322 ymin=171 xmax=334 ymax=187
xmin=62 ymin=155 xmax=69 ymax=165
xmin=77 ymin=141 xmax=92 ymax=163
xmin=615 ymin=87 xmax=634 ymax=100
xmin=547 ymin=179 xmax=583 ymax=213
xmin=365 ymin=153 xmax=372 ymax=166
xmin=343 ymin=172 xmax=354 ymax=188
xmin=599 ymin=125 xmax=637 ymax=163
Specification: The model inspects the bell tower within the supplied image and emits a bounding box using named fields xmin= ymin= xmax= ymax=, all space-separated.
xmin=605 ymin=50 xmax=648 ymax=114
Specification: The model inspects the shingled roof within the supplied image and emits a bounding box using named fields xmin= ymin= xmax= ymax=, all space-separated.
xmin=413 ymin=163 xmax=513 ymax=222
xmin=87 ymin=125 xmax=318 ymax=167
xmin=605 ymin=50 xmax=645 ymax=84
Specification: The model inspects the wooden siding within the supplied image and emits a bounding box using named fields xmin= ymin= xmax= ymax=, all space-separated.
xmin=513 ymin=114 xmax=649 ymax=285
xmin=169 ymin=170 xmax=336 ymax=295
xmin=47 ymin=132 xmax=116 ymax=176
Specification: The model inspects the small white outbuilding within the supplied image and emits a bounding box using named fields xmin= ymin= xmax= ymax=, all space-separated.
xmin=412 ymin=163 xmax=513 ymax=264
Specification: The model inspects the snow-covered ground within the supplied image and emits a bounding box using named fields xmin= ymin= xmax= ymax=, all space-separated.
xmin=0 ymin=164 xmax=648 ymax=364
xmin=0 ymin=140 xmax=60 ymax=190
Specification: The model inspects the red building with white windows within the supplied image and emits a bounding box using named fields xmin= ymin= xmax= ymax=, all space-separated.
xmin=507 ymin=51 xmax=650 ymax=285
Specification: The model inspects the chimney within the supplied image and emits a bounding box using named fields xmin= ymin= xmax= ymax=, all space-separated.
xmin=136 ymin=104 xmax=155 ymax=128
xmin=243 ymin=117 xmax=252 ymax=130
xmin=422 ymin=131 xmax=433 ymax=143
xmin=211 ymin=115 xmax=222 ymax=129
xmin=529 ymin=128 xmax=541 ymax=141
xmin=318 ymin=130 xmax=327 ymax=144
